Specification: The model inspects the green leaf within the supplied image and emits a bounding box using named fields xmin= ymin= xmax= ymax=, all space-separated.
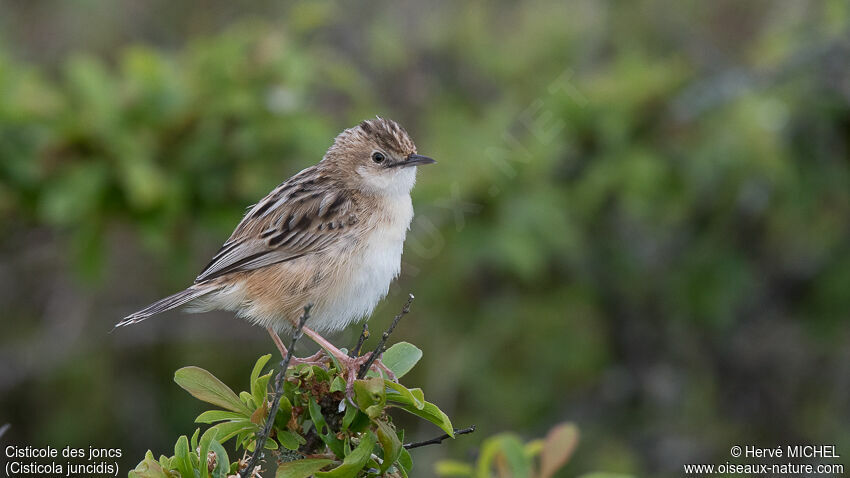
xmin=348 ymin=411 xmax=372 ymax=433
xmin=408 ymin=387 xmax=425 ymax=405
xmin=250 ymin=354 xmax=272 ymax=407
xmin=381 ymin=342 xmax=422 ymax=378
xmin=275 ymin=429 xmax=305 ymax=450
xmin=174 ymin=367 xmax=251 ymax=415
xmin=341 ymin=404 xmax=359 ymax=431
xmin=477 ymin=434 xmax=531 ymax=478
xmin=273 ymin=396 xmax=293 ymax=430
xmin=250 ymin=354 xmax=272 ymax=387
xmin=275 ymin=458 xmax=335 ymax=478
xmin=386 ymin=391 xmax=453 ymax=436
xmin=330 ymin=376 xmax=346 ymax=393
xmin=540 ymin=422 xmax=579 ymax=478
xmin=434 ymin=460 xmax=474 ymax=476
xmin=198 ymin=427 xmax=218 ymax=478
xmin=340 ymin=405 xmax=371 ymax=433
xmin=129 ymin=450 xmax=172 ymax=478
xmin=311 ymin=365 xmax=331 ymax=382
xmin=238 ymin=430 xmax=253 ymax=451
xmin=172 ymin=436 xmax=194 ymax=478
xmin=352 ymin=377 xmax=386 ymax=419
xmin=315 ymin=432 xmax=376 ymax=478
xmin=385 ymin=381 xmax=424 ymax=410
xmin=308 ymin=398 xmax=345 ymax=457
xmin=240 ymin=391 xmax=256 ymax=408
xmin=256 ymin=372 xmax=272 ymax=402
xmin=208 ymin=439 xmax=230 ymax=478
xmin=195 ymin=410 xmax=245 ymax=424
xmin=498 ymin=435 xmax=531 ymax=478
xmin=523 ymin=439 xmax=544 ymax=459
xmin=374 ymin=419 xmax=402 ymax=473
xmin=398 ymin=448 xmax=413 ymax=475
xmin=190 ymin=429 xmax=200 ymax=452
xmin=208 ymin=419 xmax=258 ymax=444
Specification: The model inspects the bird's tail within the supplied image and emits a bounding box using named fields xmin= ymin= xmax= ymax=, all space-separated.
xmin=114 ymin=286 xmax=216 ymax=329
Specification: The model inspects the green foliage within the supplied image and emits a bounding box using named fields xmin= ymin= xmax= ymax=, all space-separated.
xmin=435 ymin=423 xmax=624 ymax=478
xmin=131 ymin=343 xmax=449 ymax=477
xmin=0 ymin=24 xmax=363 ymax=281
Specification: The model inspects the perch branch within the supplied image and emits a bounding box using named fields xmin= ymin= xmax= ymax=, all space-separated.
xmin=403 ymin=426 xmax=477 ymax=450
xmin=350 ymin=323 xmax=369 ymax=357
xmin=240 ymin=304 xmax=312 ymax=478
xmin=358 ymin=293 xmax=415 ymax=379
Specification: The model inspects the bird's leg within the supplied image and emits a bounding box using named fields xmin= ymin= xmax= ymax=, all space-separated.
xmin=266 ymin=326 xmax=326 ymax=366
xmin=266 ymin=326 xmax=289 ymax=357
xmin=300 ymin=326 xmax=353 ymax=367
xmin=374 ymin=358 xmax=397 ymax=382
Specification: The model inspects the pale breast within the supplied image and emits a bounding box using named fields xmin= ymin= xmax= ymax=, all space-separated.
xmin=314 ymin=195 xmax=414 ymax=332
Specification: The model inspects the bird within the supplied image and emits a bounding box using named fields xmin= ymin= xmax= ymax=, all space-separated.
xmin=115 ymin=117 xmax=435 ymax=375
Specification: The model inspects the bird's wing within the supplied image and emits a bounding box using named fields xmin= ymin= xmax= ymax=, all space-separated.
xmin=194 ymin=168 xmax=358 ymax=283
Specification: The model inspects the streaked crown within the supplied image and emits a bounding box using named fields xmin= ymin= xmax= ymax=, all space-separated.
xmin=356 ymin=118 xmax=417 ymax=156
xmin=327 ymin=117 xmax=417 ymax=160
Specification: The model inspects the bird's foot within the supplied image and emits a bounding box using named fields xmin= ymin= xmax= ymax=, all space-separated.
xmin=288 ymin=350 xmax=329 ymax=367
xmin=357 ymin=353 xmax=397 ymax=382
xmin=267 ymin=327 xmax=329 ymax=367
xmin=301 ymin=329 xmax=395 ymax=379
xmin=340 ymin=351 xmax=397 ymax=398
xmin=268 ymin=326 xmax=397 ymax=400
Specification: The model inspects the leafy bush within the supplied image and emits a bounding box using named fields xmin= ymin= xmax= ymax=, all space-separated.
xmin=129 ymin=343 xmax=453 ymax=478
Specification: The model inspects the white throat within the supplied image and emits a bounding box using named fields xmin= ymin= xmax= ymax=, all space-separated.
xmin=356 ymin=166 xmax=417 ymax=197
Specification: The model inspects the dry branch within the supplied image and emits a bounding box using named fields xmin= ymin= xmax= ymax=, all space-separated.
xmin=404 ymin=426 xmax=477 ymax=450
xmin=357 ymin=294 xmax=415 ymax=379
xmin=239 ymin=304 xmax=312 ymax=478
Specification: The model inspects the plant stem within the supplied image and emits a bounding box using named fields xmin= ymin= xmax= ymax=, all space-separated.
xmin=350 ymin=323 xmax=369 ymax=357
xmin=403 ymin=426 xmax=477 ymax=450
xmin=357 ymin=294 xmax=414 ymax=379
xmin=240 ymin=304 xmax=312 ymax=478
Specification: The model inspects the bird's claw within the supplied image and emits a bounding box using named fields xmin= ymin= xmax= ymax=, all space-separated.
xmin=332 ymin=352 xmax=397 ymax=400
xmin=287 ymin=350 xmax=328 ymax=367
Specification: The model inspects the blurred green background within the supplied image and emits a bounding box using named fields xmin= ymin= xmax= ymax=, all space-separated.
xmin=2 ymin=1 xmax=850 ymax=476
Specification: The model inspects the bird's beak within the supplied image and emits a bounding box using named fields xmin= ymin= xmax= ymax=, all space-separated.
xmin=400 ymin=154 xmax=436 ymax=168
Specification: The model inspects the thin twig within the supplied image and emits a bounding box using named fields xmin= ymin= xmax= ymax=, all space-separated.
xmin=358 ymin=294 xmax=415 ymax=379
xmin=403 ymin=426 xmax=476 ymax=450
xmin=240 ymin=304 xmax=312 ymax=478
xmin=350 ymin=323 xmax=369 ymax=357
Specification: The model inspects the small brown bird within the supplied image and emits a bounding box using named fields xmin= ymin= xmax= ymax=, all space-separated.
xmin=116 ymin=118 xmax=434 ymax=373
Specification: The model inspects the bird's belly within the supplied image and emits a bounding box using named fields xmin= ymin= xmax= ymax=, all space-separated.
xmin=311 ymin=196 xmax=413 ymax=333
xmin=315 ymin=237 xmax=404 ymax=333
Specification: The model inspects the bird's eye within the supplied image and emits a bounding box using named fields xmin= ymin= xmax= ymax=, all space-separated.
xmin=372 ymin=152 xmax=385 ymax=163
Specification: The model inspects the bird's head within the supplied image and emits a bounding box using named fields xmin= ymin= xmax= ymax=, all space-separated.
xmin=322 ymin=118 xmax=435 ymax=196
